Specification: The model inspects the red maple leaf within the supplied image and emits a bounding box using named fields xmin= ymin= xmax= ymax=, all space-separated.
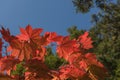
xmin=78 ymin=32 xmax=93 ymax=50
xmin=0 ymin=56 xmax=20 ymax=76
xmin=6 ymin=25 xmax=46 ymax=61
xmin=17 ymin=25 xmax=43 ymax=42
xmin=6 ymin=38 xmax=29 ymax=61
xmin=38 ymin=32 xmax=58 ymax=46
xmin=25 ymin=58 xmax=52 ymax=80
xmin=34 ymin=46 xmax=46 ymax=61
xmin=0 ymin=27 xmax=17 ymax=43
xmin=44 ymin=32 xmax=57 ymax=42
xmin=58 ymin=65 xmax=86 ymax=79
xmin=8 ymin=42 xmax=33 ymax=61
xmin=56 ymin=36 xmax=78 ymax=60
xmin=0 ymin=25 xmax=108 ymax=80
xmin=0 ymin=27 xmax=11 ymax=42
xmin=79 ymin=53 xmax=108 ymax=78
xmin=0 ymin=27 xmax=22 ymax=52
xmin=39 ymin=32 xmax=64 ymax=47
xmin=85 ymin=53 xmax=105 ymax=68
xmin=68 ymin=53 xmax=82 ymax=65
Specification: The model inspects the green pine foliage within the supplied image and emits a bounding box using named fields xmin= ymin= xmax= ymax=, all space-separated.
xmin=45 ymin=46 xmax=66 ymax=70
xmin=11 ymin=62 xmax=26 ymax=78
xmin=67 ymin=26 xmax=86 ymax=39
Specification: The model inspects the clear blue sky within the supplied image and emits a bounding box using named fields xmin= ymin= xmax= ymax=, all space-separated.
xmin=0 ymin=0 xmax=97 ymax=35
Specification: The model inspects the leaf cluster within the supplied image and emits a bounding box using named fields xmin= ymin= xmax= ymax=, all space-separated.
xmin=0 ymin=25 xmax=108 ymax=80
xmin=70 ymin=0 xmax=120 ymax=79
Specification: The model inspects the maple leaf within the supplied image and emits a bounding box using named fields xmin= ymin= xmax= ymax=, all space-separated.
xmin=34 ymin=46 xmax=47 ymax=61
xmin=7 ymin=38 xmax=47 ymax=61
xmin=67 ymin=53 xmax=82 ymax=65
xmin=78 ymin=32 xmax=93 ymax=50
xmin=0 ymin=27 xmax=17 ymax=43
xmin=77 ymin=53 xmax=109 ymax=79
xmin=85 ymin=53 xmax=105 ymax=68
xmin=58 ymin=64 xmax=86 ymax=80
xmin=56 ymin=36 xmax=78 ymax=60
xmin=38 ymin=32 xmax=57 ymax=46
xmin=79 ymin=59 xmax=89 ymax=71
xmin=17 ymin=25 xmax=43 ymax=42
xmin=76 ymin=53 xmax=106 ymax=71
xmin=0 ymin=25 xmax=108 ymax=80
xmin=0 ymin=27 xmax=11 ymax=42
xmin=0 ymin=27 xmax=22 ymax=55
xmin=67 ymin=53 xmax=89 ymax=71
xmin=39 ymin=32 xmax=63 ymax=46
xmin=25 ymin=58 xmax=52 ymax=80
xmin=8 ymin=42 xmax=33 ymax=61
xmin=0 ymin=56 xmax=20 ymax=76
xmin=10 ymin=38 xmax=23 ymax=50
xmin=45 ymin=32 xmax=57 ymax=42
xmin=49 ymin=34 xmax=63 ymax=44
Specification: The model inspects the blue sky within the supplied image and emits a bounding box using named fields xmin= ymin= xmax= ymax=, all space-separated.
xmin=0 ymin=0 xmax=97 ymax=35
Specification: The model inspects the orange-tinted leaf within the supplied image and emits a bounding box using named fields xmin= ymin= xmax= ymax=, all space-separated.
xmin=56 ymin=36 xmax=77 ymax=60
xmin=49 ymin=33 xmax=63 ymax=44
xmin=26 ymin=25 xmax=33 ymax=37
xmin=25 ymin=58 xmax=52 ymax=80
xmin=10 ymin=38 xmax=23 ymax=50
xmin=18 ymin=27 xmax=29 ymax=41
xmin=0 ymin=27 xmax=21 ymax=50
xmin=79 ymin=59 xmax=88 ymax=70
xmin=17 ymin=25 xmax=43 ymax=42
xmin=68 ymin=53 xmax=82 ymax=64
xmin=78 ymin=32 xmax=93 ymax=49
xmin=0 ymin=27 xmax=11 ymax=42
xmin=8 ymin=47 xmax=20 ymax=58
xmin=35 ymin=46 xmax=46 ymax=61
xmin=85 ymin=53 xmax=104 ymax=68
xmin=0 ymin=25 xmax=108 ymax=80
xmin=38 ymin=32 xmax=57 ymax=46
xmin=19 ymin=42 xmax=32 ymax=61
xmin=22 ymin=43 xmax=31 ymax=60
xmin=0 ymin=56 xmax=20 ymax=75
xmin=8 ymin=42 xmax=32 ymax=61
xmin=31 ymin=28 xmax=43 ymax=39
xmin=0 ymin=27 xmax=16 ymax=43
xmin=58 ymin=65 xmax=86 ymax=79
